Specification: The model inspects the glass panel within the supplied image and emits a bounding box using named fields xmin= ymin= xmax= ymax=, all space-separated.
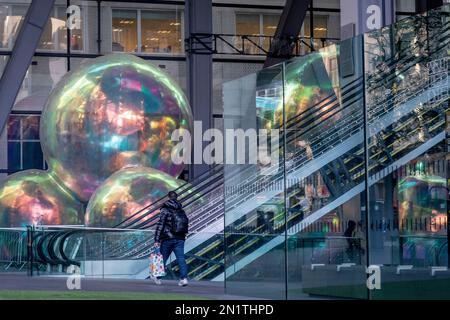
xmin=235 ymin=14 xmax=260 ymax=55
xmin=364 ymin=5 xmax=450 ymax=299
xmin=7 ymin=116 xmax=20 ymax=140
xmin=223 ymin=63 xmax=286 ymax=299
xmin=262 ymin=14 xmax=279 ymax=51
xmin=304 ymin=15 xmax=331 ymax=50
xmin=112 ymin=9 xmax=137 ymax=52
xmin=284 ymin=36 xmax=368 ymax=300
xmin=236 ymin=14 xmax=260 ymax=35
xmin=22 ymin=116 xmax=40 ymax=140
xmin=14 ymin=56 xmax=67 ymax=112
xmin=22 ymin=142 xmax=44 ymax=170
xmin=0 ymin=1 xmax=31 ymax=50
xmin=38 ymin=4 xmax=68 ymax=52
xmin=7 ymin=141 xmax=21 ymax=172
xmin=213 ymin=62 xmax=263 ymax=116
xmin=0 ymin=4 xmax=10 ymax=50
xmin=141 ymin=10 xmax=182 ymax=54
xmin=68 ymin=1 xmax=84 ymax=52
xmin=26 ymin=226 xmax=224 ymax=281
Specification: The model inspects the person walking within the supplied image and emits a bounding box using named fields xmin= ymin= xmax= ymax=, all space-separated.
xmin=151 ymin=191 xmax=189 ymax=286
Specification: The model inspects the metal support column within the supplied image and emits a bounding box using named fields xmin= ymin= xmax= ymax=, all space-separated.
xmin=185 ymin=0 xmax=213 ymax=179
xmin=0 ymin=0 xmax=55 ymax=134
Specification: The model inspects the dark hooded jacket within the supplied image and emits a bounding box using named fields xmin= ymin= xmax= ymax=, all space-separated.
xmin=154 ymin=199 xmax=188 ymax=242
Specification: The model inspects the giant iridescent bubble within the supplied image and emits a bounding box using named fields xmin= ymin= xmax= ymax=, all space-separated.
xmin=85 ymin=167 xmax=187 ymax=228
xmin=40 ymin=54 xmax=193 ymax=202
xmin=0 ymin=170 xmax=84 ymax=227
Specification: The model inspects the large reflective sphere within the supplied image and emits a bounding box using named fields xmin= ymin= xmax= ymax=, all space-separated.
xmin=41 ymin=54 xmax=193 ymax=202
xmin=85 ymin=167 xmax=186 ymax=228
xmin=0 ymin=170 xmax=84 ymax=227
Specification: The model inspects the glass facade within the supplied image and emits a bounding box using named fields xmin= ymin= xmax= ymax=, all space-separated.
xmin=222 ymin=4 xmax=450 ymax=299
xmin=1 ymin=0 xmax=447 ymax=300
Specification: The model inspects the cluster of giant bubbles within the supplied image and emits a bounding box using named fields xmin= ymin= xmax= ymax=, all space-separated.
xmin=0 ymin=54 xmax=193 ymax=228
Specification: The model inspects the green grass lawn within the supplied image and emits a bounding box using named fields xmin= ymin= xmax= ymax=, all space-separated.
xmin=0 ymin=290 xmax=210 ymax=300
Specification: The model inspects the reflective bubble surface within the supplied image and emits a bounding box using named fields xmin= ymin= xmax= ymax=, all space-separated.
xmin=40 ymin=54 xmax=192 ymax=202
xmin=0 ymin=170 xmax=84 ymax=227
xmin=85 ymin=167 xmax=186 ymax=228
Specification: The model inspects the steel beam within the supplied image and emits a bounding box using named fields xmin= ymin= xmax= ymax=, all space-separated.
xmin=185 ymin=0 xmax=213 ymax=179
xmin=264 ymin=0 xmax=311 ymax=68
xmin=0 ymin=0 xmax=55 ymax=134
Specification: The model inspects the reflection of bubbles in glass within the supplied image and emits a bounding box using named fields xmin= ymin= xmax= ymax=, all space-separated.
xmin=40 ymin=54 xmax=193 ymax=202
xmin=85 ymin=167 xmax=187 ymax=228
xmin=0 ymin=170 xmax=84 ymax=227
xmin=398 ymin=174 xmax=447 ymax=234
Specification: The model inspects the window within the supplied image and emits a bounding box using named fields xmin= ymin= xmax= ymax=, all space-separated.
xmin=7 ymin=115 xmax=46 ymax=173
xmin=141 ymin=10 xmax=182 ymax=54
xmin=112 ymin=9 xmax=183 ymax=54
xmin=0 ymin=4 xmax=83 ymax=52
xmin=303 ymin=15 xmax=329 ymax=49
xmin=0 ymin=4 xmax=28 ymax=50
xmin=236 ymin=14 xmax=260 ymax=36
xmin=262 ymin=14 xmax=279 ymax=50
xmin=39 ymin=6 xmax=68 ymax=51
xmin=112 ymin=9 xmax=138 ymax=52
xmin=235 ymin=13 xmax=280 ymax=54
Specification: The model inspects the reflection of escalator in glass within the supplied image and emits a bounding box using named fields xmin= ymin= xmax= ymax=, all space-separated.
xmin=196 ymin=23 xmax=450 ymax=278
xmin=205 ymin=102 xmax=448 ymax=280
xmin=222 ymin=31 xmax=449 ymax=237
xmin=219 ymin=97 xmax=449 ymax=279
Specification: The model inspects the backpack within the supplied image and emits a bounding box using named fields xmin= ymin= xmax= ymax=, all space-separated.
xmin=171 ymin=209 xmax=189 ymax=234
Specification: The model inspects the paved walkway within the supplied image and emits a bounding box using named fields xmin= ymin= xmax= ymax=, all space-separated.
xmin=0 ymin=273 xmax=260 ymax=300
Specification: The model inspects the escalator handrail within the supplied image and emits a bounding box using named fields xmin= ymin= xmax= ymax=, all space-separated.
xmin=114 ymin=164 xmax=224 ymax=228
xmin=121 ymin=168 xmax=225 ymax=229
xmin=129 ymin=174 xmax=225 ymax=229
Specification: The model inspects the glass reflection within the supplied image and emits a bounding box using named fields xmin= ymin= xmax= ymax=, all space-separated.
xmin=0 ymin=170 xmax=84 ymax=228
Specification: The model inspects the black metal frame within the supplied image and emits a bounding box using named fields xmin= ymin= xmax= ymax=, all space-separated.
xmin=185 ymin=33 xmax=339 ymax=56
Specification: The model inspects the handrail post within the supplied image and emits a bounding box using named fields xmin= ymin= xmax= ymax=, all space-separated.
xmin=26 ymin=225 xmax=34 ymax=277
